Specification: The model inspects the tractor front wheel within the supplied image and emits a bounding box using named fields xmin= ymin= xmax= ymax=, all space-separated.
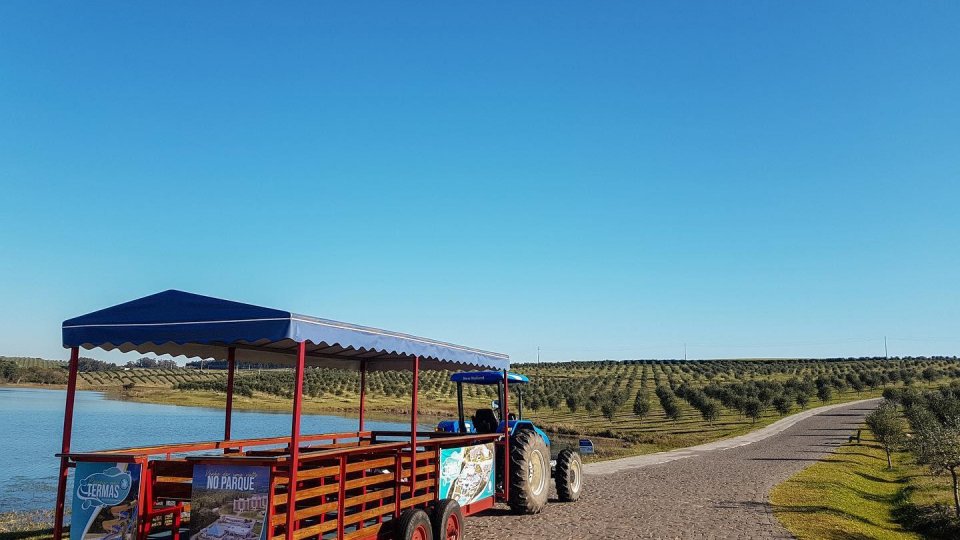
xmin=508 ymin=430 xmax=550 ymax=514
xmin=555 ymin=449 xmax=583 ymax=502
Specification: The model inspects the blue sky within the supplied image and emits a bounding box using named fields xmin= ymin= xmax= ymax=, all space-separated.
xmin=1 ymin=2 xmax=958 ymax=363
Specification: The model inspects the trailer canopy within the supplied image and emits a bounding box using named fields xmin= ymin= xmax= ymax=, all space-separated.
xmin=62 ymin=289 xmax=510 ymax=371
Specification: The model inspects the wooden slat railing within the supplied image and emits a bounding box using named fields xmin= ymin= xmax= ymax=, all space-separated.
xmin=59 ymin=430 xmax=373 ymax=461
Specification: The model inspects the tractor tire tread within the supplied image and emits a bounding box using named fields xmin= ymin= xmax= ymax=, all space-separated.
xmin=508 ymin=429 xmax=549 ymax=514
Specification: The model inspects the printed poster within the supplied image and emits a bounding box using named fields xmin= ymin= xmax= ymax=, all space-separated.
xmin=189 ymin=464 xmax=270 ymax=540
xmin=71 ymin=462 xmax=141 ymax=540
xmin=438 ymin=443 xmax=495 ymax=506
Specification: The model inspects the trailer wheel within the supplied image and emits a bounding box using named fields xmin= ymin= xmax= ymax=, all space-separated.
xmin=397 ymin=508 xmax=433 ymax=540
xmin=508 ymin=429 xmax=550 ymax=514
xmin=430 ymin=499 xmax=463 ymax=540
xmin=555 ymin=449 xmax=583 ymax=502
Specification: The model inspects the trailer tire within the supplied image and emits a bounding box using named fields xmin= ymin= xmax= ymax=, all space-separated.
xmin=555 ymin=449 xmax=583 ymax=502
xmin=508 ymin=429 xmax=550 ymax=514
xmin=430 ymin=499 xmax=464 ymax=540
xmin=397 ymin=508 xmax=433 ymax=540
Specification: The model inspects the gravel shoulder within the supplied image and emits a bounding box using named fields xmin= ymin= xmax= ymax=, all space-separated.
xmin=467 ymin=399 xmax=880 ymax=539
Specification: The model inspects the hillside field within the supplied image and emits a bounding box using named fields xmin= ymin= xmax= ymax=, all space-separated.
xmin=5 ymin=356 xmax=960 ymax=458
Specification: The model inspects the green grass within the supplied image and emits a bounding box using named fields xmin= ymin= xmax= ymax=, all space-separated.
xmin=771 ymin=431 xmax=920 ymax=540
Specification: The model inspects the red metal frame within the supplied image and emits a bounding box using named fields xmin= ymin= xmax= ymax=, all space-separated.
xmin=136 ymin=457 xmax=149 ymax=538
xmin=53 ymin=346 xmax=79 ymax=540
xmin=502 ymin=368 xmax=510 ymax=503
xmin=286 ymin=342 xmax=307 ymax=538
xmin=461 ymin=495 xmax=495 ymax=517
xmin=225 ymin=347 xmax=236 ymax=440
xmin=410 ymin=356 xmax=420 ymax=509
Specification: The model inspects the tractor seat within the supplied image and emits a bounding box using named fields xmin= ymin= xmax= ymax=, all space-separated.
xmin=473 ymin=408 xmax=499 ymax=433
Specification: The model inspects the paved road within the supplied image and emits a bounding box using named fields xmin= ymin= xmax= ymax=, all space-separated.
xmin=467 ymin=399 xmax=879 ymax=539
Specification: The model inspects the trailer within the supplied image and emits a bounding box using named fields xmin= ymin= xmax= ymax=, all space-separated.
xmin=54 ymin=290 xmax=514 ymax=540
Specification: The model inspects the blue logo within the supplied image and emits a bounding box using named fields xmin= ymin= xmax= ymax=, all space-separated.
xmin=76 ymin=467 xmax=133 ymax=509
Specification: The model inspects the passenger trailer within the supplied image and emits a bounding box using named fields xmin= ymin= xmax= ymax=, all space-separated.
xmin=54 ymin=290 xmax=513 ymax=540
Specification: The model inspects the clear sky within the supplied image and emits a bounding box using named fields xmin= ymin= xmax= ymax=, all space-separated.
xmin=1 ymin=2 xmax=958 ymax=364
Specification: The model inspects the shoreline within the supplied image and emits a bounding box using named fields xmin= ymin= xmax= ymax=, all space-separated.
xmin=0 ymin=509 xmax=56 ymax=539
xmin=0 ymin=382 xmax=455 ymax=425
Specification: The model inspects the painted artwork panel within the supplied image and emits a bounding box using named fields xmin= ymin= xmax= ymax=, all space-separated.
xmin=70 ymin=462 xmax=141 ymax=540
xmin=189 ymin=464 xmax=270 ymax=540
xmin=439 ymin=443 xmax=495 ymax=507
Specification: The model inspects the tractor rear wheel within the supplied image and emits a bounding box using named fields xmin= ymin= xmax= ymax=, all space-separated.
xmin=397 ymin=508 xmax=433 ymax=540
xmin=555 ymin=449 xmax=583 ymax=502
xmin=508 ymin=429 xmax=550 ymax=514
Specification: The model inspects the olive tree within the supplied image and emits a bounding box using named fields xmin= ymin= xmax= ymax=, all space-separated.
xmin=633 ymin=391 xmax=650 ymax=419
xmin=911 ymin=419 xmax=960 ymax=518
xmin=744 ymin=398 xmax=763 ymax=424
xmin=772 ymin=394 xmax=793 ymax=416
xmin=864 ymin=401 xmax=906 ymax=470
xmin=600 ymin=400 xmax=618 ymax=421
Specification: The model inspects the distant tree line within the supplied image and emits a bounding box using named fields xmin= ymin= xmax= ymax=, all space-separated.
xmin=124 ymin=357 xmax=179 ymax=369
xmin=0 ymin=358 xmax=67 ymax=384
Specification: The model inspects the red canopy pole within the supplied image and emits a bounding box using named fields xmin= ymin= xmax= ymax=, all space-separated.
xmin=53 ymin=347 xmax=79 ymax=540
xmin=410 ymin=356 xmax=420 ymax=497
xmin=502 ymin=369 xmax=510 ymax=502
xmin=358 ymin=360 xmax=367 ymax=432
xmin=224 ymin=347 xmax=236 ymax=441
xmin=286 ymin=342 xmax=307 ymax=538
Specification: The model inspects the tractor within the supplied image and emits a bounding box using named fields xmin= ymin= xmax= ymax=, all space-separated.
xmin=436 ymin=370 xmax=583 ymax=514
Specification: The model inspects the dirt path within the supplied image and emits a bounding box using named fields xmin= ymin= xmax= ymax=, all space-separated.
xmin=467 ymin=399 xmax=879 ymax=539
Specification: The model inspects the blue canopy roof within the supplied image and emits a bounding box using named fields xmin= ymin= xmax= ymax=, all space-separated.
xmin=62 ymin=290 xmax=509 ymax=371
xmin=450 ymin=371 xmax=529 ymax=385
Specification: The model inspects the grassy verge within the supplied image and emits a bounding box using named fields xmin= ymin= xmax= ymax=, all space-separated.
xmin=771 ymin=430 xmax=919 ymax=539
xmin=772 ymin=428 xmax=960 ymax=539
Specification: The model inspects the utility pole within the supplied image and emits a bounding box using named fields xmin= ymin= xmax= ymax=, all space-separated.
xmin=884 ymin=336 xmax=888 ymax=359
xmin=537 ymin=346 xmax=540 ymax=365
xmin=684 ymin=343 xmax=687 ymax=361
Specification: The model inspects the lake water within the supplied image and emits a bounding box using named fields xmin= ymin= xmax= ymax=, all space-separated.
xmin=0 ymin=387 xmax=415 ymax=514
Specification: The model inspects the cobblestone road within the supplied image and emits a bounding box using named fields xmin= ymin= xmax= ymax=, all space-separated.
xmin=467 ymin=399 xmax=879 ymax=539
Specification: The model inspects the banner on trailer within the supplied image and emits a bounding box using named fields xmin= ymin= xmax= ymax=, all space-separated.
xmin=70 ymin=462 xmax=141 ymax=540
xmin=439 ymin=443 xmax=495 ymax=506
xmin=189 ymin=464 xmax=270 ymax=540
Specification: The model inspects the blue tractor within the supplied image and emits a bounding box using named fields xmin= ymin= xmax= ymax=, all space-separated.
xmin=437 ymin=370 xmax=583 ymax=514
